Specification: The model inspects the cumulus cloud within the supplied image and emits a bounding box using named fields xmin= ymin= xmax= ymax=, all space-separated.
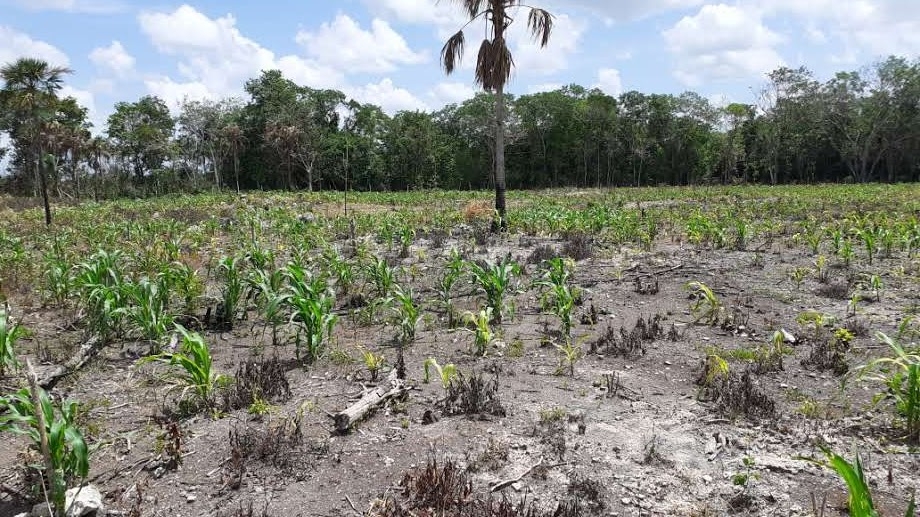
xmin=347 ymin=78 xmax=428 ymax=114
xmin=662 ymin=4 xmax=784 ymax=86
xmin=547 ymin=0 xmax=704 ymax=22
xmin=295 ymin=15 xmax=427 ymax=73
xmin=89 ymin=40 xmax=135 ymax=78
xmin=429 ymin=81 xmax=477 ymax=106
xmin=595 ymin=68 xmax=623 ymax=96
xmin=137 ymin=5 xmax=341 ymax=107
xmin=0 ymin=25 xmax=70 ymax=67
xmin=8 ymin=0 xmax=125 ymax=13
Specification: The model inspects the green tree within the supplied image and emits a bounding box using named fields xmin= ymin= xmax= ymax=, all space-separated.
xmin=106 ymin=95 xmax=175 ymax=181
xmin=0 ymin=57 xmax=73 ymax=225
xmin=441 ymin=0 xmax=554 ymax=229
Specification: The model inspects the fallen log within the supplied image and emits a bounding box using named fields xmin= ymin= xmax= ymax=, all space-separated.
xmin=35 ymin=335 xmax=105 ymax=389
xmin=333 ymin=369 xmax=407 ymax=434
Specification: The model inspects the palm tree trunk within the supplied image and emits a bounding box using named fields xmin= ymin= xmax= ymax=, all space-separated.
xmin=494 ymin=84 xmax=507 ymax=231
xmin=37 ymin=147 xmax=51 ymax=226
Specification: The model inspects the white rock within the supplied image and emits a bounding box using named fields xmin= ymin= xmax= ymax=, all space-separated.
xmin=65 ymin=485 xmax=105 ymax=517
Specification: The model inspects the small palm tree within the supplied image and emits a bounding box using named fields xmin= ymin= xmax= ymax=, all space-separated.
xmin=0 ymin=57 xmax=73 ymax=225
xmin=441 ymin=0 xmax=553 ymax=230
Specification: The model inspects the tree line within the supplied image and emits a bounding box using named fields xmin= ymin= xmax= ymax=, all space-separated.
xmin=2 ymin=55 xmax=919 ymax=204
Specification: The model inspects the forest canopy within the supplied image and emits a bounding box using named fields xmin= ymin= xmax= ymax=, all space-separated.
xmin=2 ymin=55 xmax=919 ymax=200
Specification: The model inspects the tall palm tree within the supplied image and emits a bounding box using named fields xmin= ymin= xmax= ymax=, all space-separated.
xmin=441 ymin=0 xmax=553 ymax=230
xmin=0 ymin=57 xmax=72 ymax=225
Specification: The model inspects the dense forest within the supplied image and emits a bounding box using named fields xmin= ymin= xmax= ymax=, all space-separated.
xmin=2 ymin=55 xmax=919 ymax=200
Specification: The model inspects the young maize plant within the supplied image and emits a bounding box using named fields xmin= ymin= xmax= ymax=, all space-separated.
xmin=217 ymin=256 xmax=246 ymax=328
xmin=853 ymin=332 xmax=920 ymax=442
xmin=121 ymin=276 xmax=174 ymax=351
xmin=248 ymin=268 xmax=288 ymax=346
xmin=461 ymin=307 xmax=494 ymax=357
xmin=435 ymin=248 xmax=465 ymax=328
xmin=466 ymin=256 xmax=521 ymax=324
xmin=0 ymin=386 xmax=89 ymax=516
xmin=365 ymin=255 xmax=397 ymax=298
xmin=803 ymin=445 xmax=916 ymax=517
xmin=391 ymin=285 xmax=421 ymax=345
xmin=284 ymin=263 xmax=337 ymax=363
xmin=0 ymin=305 xmax=24 ymax=377
xmin=423 ymin=357 xmax=458 ymax=388
xmin=361 ymin=348 xmax=386 ymax=382
xmin=144 ymin=325 xmax=230 ymax=409
xmin=536 ymin=257 xmax=579 ymax=341
xmin=74 ymin=250 xmax=128 ymax=342
xmin=685 ymin=281 xmax=722 ymax=325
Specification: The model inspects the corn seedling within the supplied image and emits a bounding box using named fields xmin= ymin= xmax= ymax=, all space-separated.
xmin=144 ymin=325 xmax=230 ymax=409
xmin=802 ymin=445 xmax=916 ymax=517
xmin=536 ymin=257 xmax=579 ymax=340
xmin=466 ymin=256 xmax=521 ymax=324
xmin=0 ymin=386 xmax=89 ymax=515
xmin=839 ymin=239 xmax=854 ymax=268
xmin=248 ymin=268 xmax=288 ymax=346
xmin=853 ymin=332 xmax=920 ymax=441
xmin=848 ymin=294 xmax=862 ymax=317
xmin=217 ymin=256 xmax=246 ymax=328
xmin=435 ymin=248 xmax=465 ymax=328
xmin=685 ymin=281 xmax=722 ymax=325
xmin=391 ymin=285 xmax=421 ymax=345
xmin=554 ymin=338 xmax=583 ymax=377
xmin=798 ymin=310 xmax=831 ymax=337
xmin=813 ymin=255 xmax=829 ymax=284
xmin=365 ymin=255 xmax=397 ymax=298
xmin=323 ymin=247 xmax=355 ymax=296
xmin=122 ymin=276 xmax=175 ymax=350
xmin=284 ymin=264 xmax=337 ymax=363
xmin=789 ymin=266 xmax=810 ymax=290
xmin=74 ymin=250 xmax=128 ymax=342
xmin=461 ymin=307 xmax=494 ymax=356
xmin=361 ymin=349 xmax=386 ymax=382
xmin=868 ymin=274 xmax=883 ymax=302
xmin=0 ymin=306 xmax=24 ymax=377
xmin=423 ymin=357 xmax=458 ymax=388
xmin=860 ymin=228 xmax=877 ymax=266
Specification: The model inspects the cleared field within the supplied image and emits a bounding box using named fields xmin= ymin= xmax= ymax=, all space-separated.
xmin=1 ymin=184 xmax=919 ymax=516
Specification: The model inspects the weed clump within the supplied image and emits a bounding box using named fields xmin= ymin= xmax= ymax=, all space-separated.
xmin=373 ymin=457 xmax=582 ymax=517
xmin=696 ymin=365 xmax=776 ymax=420
xmin=221 ymin=357 xmax=292 ymax=411
xmin=561 ymin=232 xmax=594 ymax=261
xmin=590 ymin=315 xmax=672 ymax=357
xmin=440 ymin=372 xmax=507 ymax=418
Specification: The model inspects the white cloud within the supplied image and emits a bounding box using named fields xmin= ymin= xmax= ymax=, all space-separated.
xmin=429 ymin=81 xmax=477 ymax=106
xmin=89 ymin=41 xmax=135 ymax=78
xmin=511 ymin=13 xmax=585 ymax=77
xmin=595 ymin=68 xmax=623 ymax=96
xmin=0 ymin=25 xmax=70 ymax=67
xmin=347 ymin=78 xmax=428 ymax=114
xmin=8 ymin=0 xmax=125 ymax=13
xmin=662 ymin=4 xmax=784 ymax=86
xmin=528 ymin=82 xmax=563 ymax=94
xmin=756 ymin=0 xmax=920 ymax=61
xmin=364 ymin=0 xmax=466 ymax=31
xmin=138 ymin=5 xmax=341 ymax=107
xmin=295 ymin=15 xmax=427 ymax=74
xmin=144 ymin=77 xmax=213 ymax=111
xmin=549 ymin=0 xmax=704 ymax=22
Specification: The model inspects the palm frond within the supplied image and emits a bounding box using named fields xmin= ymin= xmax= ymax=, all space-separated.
xmin=527 ymin=8 xmax=554 ymax=47
xmin=475 ymin=38 xmax=514 ymax=91
xmin=441 ymin=30 xmax=466 ymax=75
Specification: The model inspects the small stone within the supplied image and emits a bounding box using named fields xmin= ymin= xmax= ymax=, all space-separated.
xmin=702 ymin=475 xmax=713 ymax=483
xmin=621 ymin=498 xmax=632 ymax=505
xmin=186 ymin=493 xmax=197 ymax=503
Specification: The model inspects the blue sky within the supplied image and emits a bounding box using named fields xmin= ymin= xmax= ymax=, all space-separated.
xmin=0 ymin=0 xmax=918 ymax=132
